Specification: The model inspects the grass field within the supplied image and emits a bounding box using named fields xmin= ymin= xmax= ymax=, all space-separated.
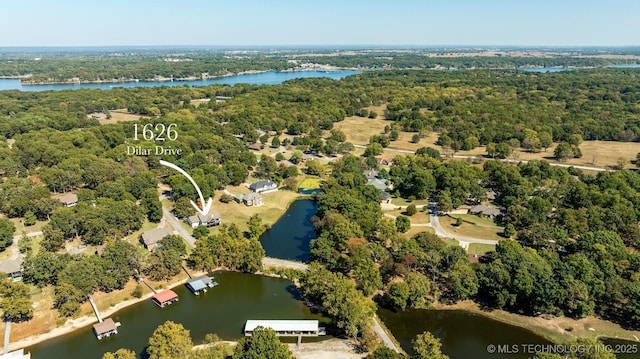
xmin=449 ymin=213 xmax=501 ymax=228
xmin=298 ymin=177 xmax=322 ymax=190
xmin=440 ymin=216 xmax=504 ymax=242
xmin=99 ymin=109 xmax=153 ymax=125
xmin=390 ymin=197 xmax=430 ymax=206
xmin=212 ymin=188 xmax=304 ymax=234
xmin=467 ymin=243 xmax=497 ymax=255
xmin=331 ymin=102 xmax=640 ymax=170
xmin=333 ymin=105 xmax=389 ymax=144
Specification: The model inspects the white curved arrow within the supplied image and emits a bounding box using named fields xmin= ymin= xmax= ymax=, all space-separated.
xmin=159 ymin=160 xmax=213 ymax=216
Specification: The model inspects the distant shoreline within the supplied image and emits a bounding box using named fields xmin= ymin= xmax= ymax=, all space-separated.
xmin=17 ymin=66 xmax=356 ymax=86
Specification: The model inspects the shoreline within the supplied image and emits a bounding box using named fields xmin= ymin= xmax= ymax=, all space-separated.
xmin=17 ymin=67 xmax=357 ymax=86
xmin=8 ymin=271 xmax=206 ymax=352
xmin=430 ymin=300 xmax=640 ymax=345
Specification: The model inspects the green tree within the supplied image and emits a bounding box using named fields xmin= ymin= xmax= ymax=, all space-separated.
xmin=0 ymin=279 xmax=33 ymax=321
xmin=437 ymin=191 xmax=453 ymax=213
xmin=102 ymin=349 xmax=137 ymax=359
xmin=554 ymin=142 xmax=573 ymax=161
xmin=141 ymin=188 xmax=163 ymax=222
xmin=411 ymin=134 xmax=421 ymax=144
xmin=173 ymin=197 xmax=193 ymax=219
xmin=539 ymin=132 xmax=553 ymax=151
xmin=271 ymin=136 xmax=281 ymax=148
xmin=406 ymin=272 xmax=432 ymax=309
xmin=147 ymin=321 xmax=193 ymax=359
xmin=412 ymin=331 xmax=448 ymax=359
xmin=23 ymin=210 xmax=37 ymax=226
xmin=366 ymin=347 xmax=404 ymax=359
xmin=395 ymin=215 xmax=411 ymax=233
xmin=0 ymin=218 xmax=15 ymax=252
xmin=503 ymin=223 xmax=516 ymax=238
xmin=233 ymin=327 xmax=292 ymax=359
xmin=406 ymin=204 xmax=417 ymax=216
xmin=365 ymin=143 xmax=384 ymax=157
xmin=387 ymin=282 xmax=410 ymax=310
xmin=247 ymin=214 xmax=267 ymax=239
xmin=192 ymin=226 xmax=210 ymax=239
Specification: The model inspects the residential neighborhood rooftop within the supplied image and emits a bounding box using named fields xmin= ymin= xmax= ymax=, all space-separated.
xmin=141 ymin=227 xmax=174 ymax=246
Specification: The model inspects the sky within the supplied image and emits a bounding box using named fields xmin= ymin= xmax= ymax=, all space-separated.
xmin=1 ymin=0 xmax=639 ymax=47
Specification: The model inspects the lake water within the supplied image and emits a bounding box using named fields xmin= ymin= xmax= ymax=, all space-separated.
xmin=26 ymin=272 xmax=330 ymax=359
xmin=259 ymin=199 xmax=318 ymax=262
xmin=0 ymin=70 xmax=361 ymax=91
xmin=378 ymin=308 xmax=552 ymax=359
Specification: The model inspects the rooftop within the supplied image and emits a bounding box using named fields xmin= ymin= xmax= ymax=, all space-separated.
xmin=153 ymin=289 xmax=178 ymax=303
xmin=0 ymin=256 xmax=24 ymax=274
xmin=244 ymin=320 xmax=319 ymax=332
xmin=93 ymin=318 xmax=117 ymax=335
xmin=249 ymin=179 xmax=277 ymax=190
xmin=58 ymin=192 xmax=78 ymax=204
xmin=141 ymin=227 xmax=174 ymax=246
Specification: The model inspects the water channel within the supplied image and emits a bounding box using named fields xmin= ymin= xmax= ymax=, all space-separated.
xmin=27 ymin=272 xmax=329 ymax=358
xmin=0 ymin=70 xmax=361 ymax=91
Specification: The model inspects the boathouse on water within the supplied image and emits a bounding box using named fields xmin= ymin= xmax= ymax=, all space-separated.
xmin=93 ymin=318 xmax=118 ymax=339
xmin=186 ymin=275 xmax=218 ymax=295
xmin=244 ymin=320 xmax=325 ymax=337
xmin=152 ymin=289 xmax=179 ymax=307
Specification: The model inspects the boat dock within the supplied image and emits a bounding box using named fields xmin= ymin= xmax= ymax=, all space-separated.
xmin=88 ymin=295 xmax=120 ymax=339
xmin=152 ymin=289 xmax=179 ymax=307
xmin=243 ymin=320 xmax=326 ymax=337
xmin=186 ymin=275 xmax=218 ymax=295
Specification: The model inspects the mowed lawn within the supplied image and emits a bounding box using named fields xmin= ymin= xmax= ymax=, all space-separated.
xmin=440 ymin=216 xmax=504 ymax=242
xmin=212 ymin=189 xmax=304 ymax=233
xmin=98 ymin=109 xmax=153 ymax=125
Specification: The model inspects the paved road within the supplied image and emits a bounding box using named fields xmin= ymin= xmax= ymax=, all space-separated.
xmin=371 ymin=316 xmax=402 ymax=354
xmin=162 ymin=208 xmax=196 ymax=247
xmin=262 ymin=257 xmax=309 ymax=271
xmin=428 ymin=206 xmax=500 ymax=245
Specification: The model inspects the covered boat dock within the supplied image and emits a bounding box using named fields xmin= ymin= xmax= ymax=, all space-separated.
xmin=152 ymin=289 xmax=179 ymax=307
xmin=186 ymin=275 xmax=218 ymax=295
xmin=244 ymin=320 xmax=325 ymax=337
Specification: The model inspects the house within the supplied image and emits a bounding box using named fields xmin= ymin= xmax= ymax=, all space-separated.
xmin=0 ymin=256 xmax=24 ymax=282
xmin=187 ymin=211 xmax=222 ymax=228
xmin=0 ymin=349 xmax=31 ymax=359
xmin=58 ymin=193 xmax=78 ymax=207
xmin=486 ymin=189 xmax=499 ymax=202
xmin=93 ymin=318 xmax=118 ymax=340
xmin=468 ymin=205 xmax=502 ymax=219
xmin=364 ymin=169 xmax=379 ymax=179
xmin=186 ymin=275 xmax=218 ymax=295
xmin=140 ymin=227 xmax=174 ymax=251
xmin=152 ymin=289 xmax=179 ymax=307
xmin=235 ymin=193 xmax=264 ymax=207
xmin=367 ymin=178 xmax=388 ymax=191
xmin=249 ymin=180 xmax=278 ymax=194
xmin=379 ymin=190 xmax=391 ymax=202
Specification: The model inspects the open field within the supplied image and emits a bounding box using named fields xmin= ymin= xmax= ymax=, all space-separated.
xmin=403 ymin=226 xmax=434 ymax=239
xmin=440 ymin=216 xmax=504 ymax=242
xmin=432 ymin=300 xmax=640 ymax=345
xmin=387 ymin=210 xmax=430 ymax=225
xmin=389 ymin=197 xmax=430 ymax=206
xmin=298 ymin=177 xmax=322 ymax=190
xmin=332 ymin=105 xmax=388 ymax=145
xmin=212 ymin=188 xmax=304 ymax=233
xmin=330 ymin=104 xmax=640 ymax=170
xmin=467 ymin=242 xmax=496 ymax=255
xmin=99 ymin=109 xmax=153 ymax=125
xmin=449 ymin=213 xmax=502 ymax=228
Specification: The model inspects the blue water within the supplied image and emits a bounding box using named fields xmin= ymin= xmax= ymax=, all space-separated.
xmin=259 ymin=199 xmax=318 ymax=262
xmin=0 ymin=70 xmax=360 ymax=91
xmin=608 ymin=64 xmax=640 ymax=68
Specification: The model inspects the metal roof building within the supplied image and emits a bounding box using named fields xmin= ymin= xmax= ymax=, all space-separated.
xmin=244 ymin=320 xmax=324 ymax=337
